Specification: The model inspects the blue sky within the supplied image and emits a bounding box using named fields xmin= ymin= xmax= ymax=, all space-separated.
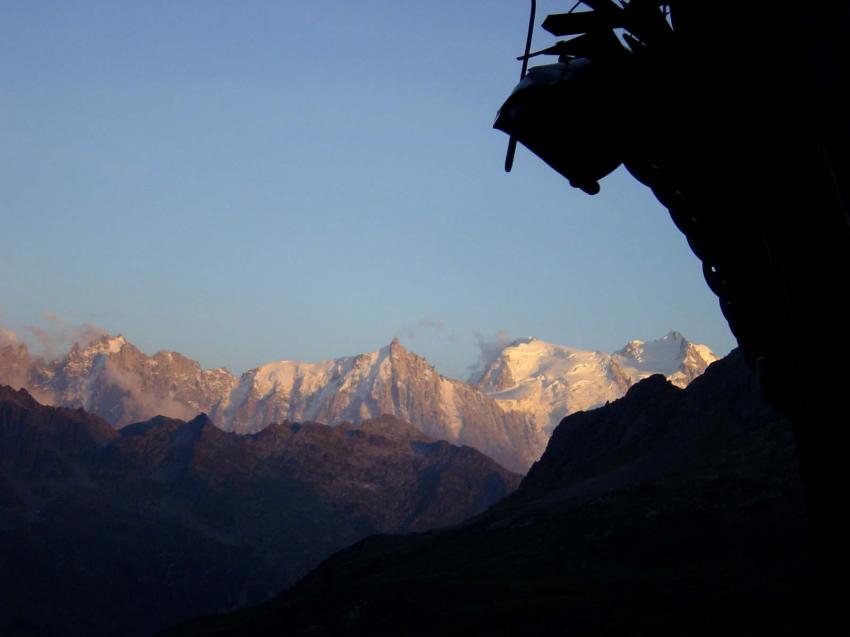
xmin=0 ymin=1 xmax=735 ymax=378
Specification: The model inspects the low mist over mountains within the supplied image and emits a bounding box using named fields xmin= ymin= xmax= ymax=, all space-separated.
xmin=0 ymin=386 xmax=518 ymax=636
xmin=0 ymin=329 xmax=715 ymax=472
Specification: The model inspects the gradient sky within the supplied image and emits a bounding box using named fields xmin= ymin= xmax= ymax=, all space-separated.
xmin=0 ymin=1 xmax=735 ymax=378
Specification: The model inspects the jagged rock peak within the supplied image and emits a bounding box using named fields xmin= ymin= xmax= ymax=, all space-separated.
xmin=217 ymin=341 xmax=541 ymax=472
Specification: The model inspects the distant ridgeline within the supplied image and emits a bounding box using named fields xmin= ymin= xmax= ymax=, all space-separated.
xmin=0 ymin=386 xmax=519 ymax=637
xmin=1 ymin=330 xmax=715 ymax=473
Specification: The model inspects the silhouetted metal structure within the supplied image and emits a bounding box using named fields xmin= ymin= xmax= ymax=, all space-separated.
xmin=496 ymin=0 xmax=849 ymax=604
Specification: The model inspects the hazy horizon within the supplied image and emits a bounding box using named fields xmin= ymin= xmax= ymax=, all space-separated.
xmin=1 ymin=0 xmax=735 ymax=379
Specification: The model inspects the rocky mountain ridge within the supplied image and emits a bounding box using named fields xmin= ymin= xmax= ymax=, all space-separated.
xmin=1 ymin=336 xmax=543 ymax=471
xmin=0 ymin=330 xmax=715 ymax=472
xmin=214 ymin=338 xmax=542 ymax=472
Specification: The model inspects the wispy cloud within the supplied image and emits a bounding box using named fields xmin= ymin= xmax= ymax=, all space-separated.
xmin=101 ymin=359 xmax=196 ymax=421
xmin=26 ymin=311 xmax=109 ymax=360
xmin=467 ymin=329 xmax=513 ymax=382
xmin=42 ymin=311 xmax=64 ymax=326
xmin=396 ymin=319 xmax=450 ymax=341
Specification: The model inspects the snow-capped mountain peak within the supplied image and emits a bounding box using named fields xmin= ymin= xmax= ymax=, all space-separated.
xmin=473 ymin=332 xmax=718 ymax=435
xmin=74 ymin=333 xmax=128 ymax=357
xmin=213 ymin=338 xmax=541 ymax=472
xmin=614 ymin=331 xmax=717 ymax=386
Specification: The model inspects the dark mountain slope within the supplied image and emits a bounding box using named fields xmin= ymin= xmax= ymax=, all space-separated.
xmin=169 ymin=351 xmax=814 ymax=636
xmin=0 ymin=384 xmax=117 ymax=473
xmin=0 ymin=391 xmax=519 ymax=637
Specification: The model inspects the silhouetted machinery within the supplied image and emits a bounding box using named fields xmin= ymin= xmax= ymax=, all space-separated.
xmin=496 ymin=0 xmax=849 ymax=599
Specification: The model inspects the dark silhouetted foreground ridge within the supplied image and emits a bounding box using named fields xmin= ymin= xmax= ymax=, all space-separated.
xmin=167 ymin=351 xmax=814 ymax=636
xmin=0 ymin=388 xmax=519 ymax=637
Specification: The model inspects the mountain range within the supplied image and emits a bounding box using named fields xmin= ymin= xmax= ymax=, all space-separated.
xmin=0 ymin=330 xmax=715 ymax=472
xmin=0 ymin=386 xmax=519 ymax=636
xmin=169 ymin=350 xmax=813 ymax=636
